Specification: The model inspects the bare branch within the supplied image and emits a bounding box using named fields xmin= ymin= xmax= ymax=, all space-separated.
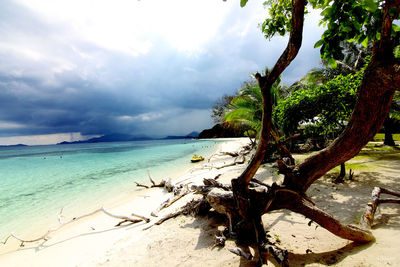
xmin=1 ymin=206 xmax=149 ymax=246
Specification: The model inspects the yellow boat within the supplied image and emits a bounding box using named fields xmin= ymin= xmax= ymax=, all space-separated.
xmin=191 ymin=154 xmax=204 ymax=163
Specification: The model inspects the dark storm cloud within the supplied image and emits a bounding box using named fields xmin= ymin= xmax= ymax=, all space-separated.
xmin=0 ymin=0 xmax=325 ymax=143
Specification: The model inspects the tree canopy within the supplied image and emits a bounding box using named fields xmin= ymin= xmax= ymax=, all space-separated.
xmin=260 ymin=0 xmax=400 ymax=66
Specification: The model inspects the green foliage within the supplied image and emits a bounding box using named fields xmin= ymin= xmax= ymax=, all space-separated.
xmin=261 ymin=0 xmax=293 ymax=39
xmin=260 ymin=0 xmax=400 ymax=64
xmin=315 ymin=0 xmax=386 ymax=64
xmin=274 ymin=70 xmax=364 ymax=138
xmin=223 ymin=68 xmax=286 ymax=136
xmin=211 ymin=94 xmax=237 ymax=123
xmin=224 ymin=81 xmax=263 ymax=133
xmin=395 ymin=45 xmax=400 ymax=58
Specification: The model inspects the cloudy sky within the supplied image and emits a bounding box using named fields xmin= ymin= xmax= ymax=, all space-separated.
xmin=0 ymin=0 xmax=325 ymax=145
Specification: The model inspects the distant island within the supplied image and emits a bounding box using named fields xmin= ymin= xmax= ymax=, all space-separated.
xmin=57 ymin=132 xmax=199 ymax=145
xmin=163 ymin=131 xmax=199 ymax=140
xmin=0 ymin=144 xmax=28 ymax=148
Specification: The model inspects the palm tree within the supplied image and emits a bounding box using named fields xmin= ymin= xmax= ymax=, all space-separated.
xmin=223 ymin=68 xmax=287 ymax=149
xmin=223 ymin=80 xmax=262 ymax=144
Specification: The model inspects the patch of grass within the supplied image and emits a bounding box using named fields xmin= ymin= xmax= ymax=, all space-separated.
xmin=328 ymin=162 xmax=372 ymax=173
xmin=373 ymin=133 xmax=400 ymax=141
xmin=274 ymin=234 xmax=281 ymax=244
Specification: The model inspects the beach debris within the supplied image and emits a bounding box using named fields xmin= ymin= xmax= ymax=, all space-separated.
xmin=210 ymin=230 xmax=226 ymax=249
xmin=134 ymin=169 xmax=169 ymax=189
xmin=228 ymin=247 xmax=253 ymax=260
xmin=361 ymin=186 xmax=400 ymax=229
xmin=0 ymin=206 xmax=149 ymax=247
xmin=135 ymin=169 xmax=177 ymax=194
xmin=151 ymin=184 xmax=190 ymax=217
xmin=224 ymin=152 xmax=239 ymax=157
xmin=144 ymin=198 xmax=211 ymax=230
xmin=215 ymin=155 xmax=246 ymax=170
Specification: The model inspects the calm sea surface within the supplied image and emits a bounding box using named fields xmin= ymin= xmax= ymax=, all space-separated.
xmin=0 ymin=139 xmax=218 ymax=238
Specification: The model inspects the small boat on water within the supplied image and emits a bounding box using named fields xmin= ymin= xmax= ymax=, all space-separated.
xmin=191 ymin=154 xmax=204 ymax=163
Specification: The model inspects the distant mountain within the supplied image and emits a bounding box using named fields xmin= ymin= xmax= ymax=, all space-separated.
xmin=186 ymin=131 xmax=199 ymax=138
xmin=88 ymin=133 xmax=153 ymax=142
xmin=198 ymin=124 xmax=244 ymax=139
xmin=57 ymin=133 xmax=154 ymax=145
xmin=0 ymin=144 xmax=28 ymax=148
xmin=163 ymin=131 xmax=200 ymax=140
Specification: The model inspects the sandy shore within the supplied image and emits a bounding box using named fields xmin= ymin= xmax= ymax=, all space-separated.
xmin=1 ymin=138 xmax=400 ymax=267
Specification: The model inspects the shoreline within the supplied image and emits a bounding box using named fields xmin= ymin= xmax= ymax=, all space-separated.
xmin=1 ymin=137 xmax=400 ymax=266
xmin=0 ymin=138 xmax=218 ymax=242
xmin=0 ymin=138 xmax=250 ymax=266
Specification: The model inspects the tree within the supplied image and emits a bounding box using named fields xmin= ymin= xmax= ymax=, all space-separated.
xmin=211 ymin=94 xmax=236 ymax=123
xmin=225 ymin=0 xmax=400 ymax=264
xmin=223 ymin=80 xmax=262 ymax=143
xmin=223 ymin=69 xmax=284 ymax=136
xmin=274 ymin=70 xmax=362 ymax=139
xmin=384 ymin=91 xmax=400 ymax=145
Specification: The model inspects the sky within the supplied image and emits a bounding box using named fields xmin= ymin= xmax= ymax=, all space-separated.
xmin=0 ymin=0 xmax=325 ymax=145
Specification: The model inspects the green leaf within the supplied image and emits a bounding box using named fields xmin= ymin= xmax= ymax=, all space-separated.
xmin=314 ymin=39 xmax=324 ymax=48
xmin=361 ymin=36 xmax=369 ymax=48
xmin=363 ymin=0 xmax=378 ymax=12
xmin=393 ymin=24 xmax=400 ymax=32
xmin=240 ymin=0 xmax=248 ymax=7
xmin=327 ymin=58 xmax=337 ymax=68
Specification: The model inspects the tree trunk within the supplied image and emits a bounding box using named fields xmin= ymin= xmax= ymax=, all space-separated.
xmin=334 ymin=162 xmax=346 ymax=183
xmin=227 ymin=1 xmax=400 ymax=264
xmin=271 ymin=189 xmax=374 ymax=242
xmin=384 ymin=117 xmax=396 ymax=146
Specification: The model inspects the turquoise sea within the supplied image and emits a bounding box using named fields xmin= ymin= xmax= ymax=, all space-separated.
xmin=0 ymin=139 xmax=218 ymax=239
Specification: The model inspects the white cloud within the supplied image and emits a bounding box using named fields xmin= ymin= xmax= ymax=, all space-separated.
xmin=117 ymin=112 xmax=164 ymax=122
xmin=0 ymin=0 xmax=325 ymax=144
xmin=0 ymin=121 xmax=26 ymax=130
xmin=0 ymin=132 xmax=96 ymax=146
xmin=14 ymin=0 xmax=235 ymax=55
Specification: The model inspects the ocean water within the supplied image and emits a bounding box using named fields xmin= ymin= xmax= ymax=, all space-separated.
xmin=0 ymin=139 xmax=219 ymax=238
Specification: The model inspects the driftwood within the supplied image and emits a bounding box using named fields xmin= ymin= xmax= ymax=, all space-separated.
xmin=361 ymin=187 xmax=400 ymax=229
xmin=216 ymin=155 xmax=246 ymax=170
xmin=228 ymin=247 xmax=253 ymax=260
xmin=224 ymin=152 xmax=239 ymax=157
xmin=135 ymin=169 xmax=177 ymax=193
xmin=210 ymin=230 xmax=227 ymax=249
xmin=135 ymin=169 xmax=166 ymax=188
xmin=144 ymin=198 xmax=211 ymax=230
xmin=1 ymin=206 xmax=149 ymax=247
xmin=151 ymin=185 xmax=190 ymax=217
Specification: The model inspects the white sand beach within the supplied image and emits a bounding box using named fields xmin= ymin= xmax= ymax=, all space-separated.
xmin=1 ymin=138 xmax=400 ymax=267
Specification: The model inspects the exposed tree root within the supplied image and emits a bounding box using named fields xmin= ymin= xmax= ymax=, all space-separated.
xmin=361 ymin=187 xmax=400 ymax=229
